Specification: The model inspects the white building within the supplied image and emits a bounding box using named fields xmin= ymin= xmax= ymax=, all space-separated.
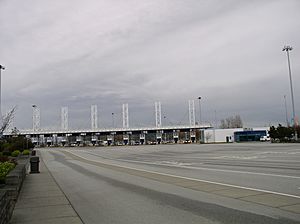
xmin=202 ymin=127 xmax=270 ymax=143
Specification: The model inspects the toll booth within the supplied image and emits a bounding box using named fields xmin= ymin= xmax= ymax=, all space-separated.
xmin=61 ymin=137 xmax=67 ymax=146
xmin=107 ymin=134 xmax=114 ymax=146
xmin=63 ymin=133 xmax=72 ymax=146
xmin=52 ymin=134 xmax=58 ymax=146
xmin=31 ymin=137 xmax=38 ymax=146
xmin=190 ymin=130 xmax=196 ymax=143
xmin=156 ymin=131 xmax=162 ymax=144
xmin=46 ymin=137 xmax=52 ymax=146
xmin=123 ymin=134 xmax=129 ymax=145
xmin=173 ymin=131 xmax=179 ymax=143
xmin=140 ymin=133 xmax=145 ymax=145
xmin=91 ymin=135 xmax=98 ymax=146
xmin=76 ymin=136 xmax=82 ymax=146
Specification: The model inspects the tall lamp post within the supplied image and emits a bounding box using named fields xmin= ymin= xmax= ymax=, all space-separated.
xmin=197 ymin=96 xmax=202 ymax=125
xmin=0 ymin=65 xmax=5 ymax=124
xmin=282 ymin=45 xmax=297 ymax=140
xmin=197 ymin=96 xmax=202 ymax=143
xmin=284 ymin=95 xmax=289 ymax=127
xmin=112 ymin=113 xmax=115 ymax=128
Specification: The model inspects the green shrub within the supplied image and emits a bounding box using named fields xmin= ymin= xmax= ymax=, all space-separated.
xmin=22 ymin=149 xmax=30 ymax=155
xmin=2 ymin=151 xmax=11 ymax=157
xmin=1 ymin=142 xmax=12 ymax=152
xmin=5 ymin=136 xmax=35 ymax=151
xmin=11 ymin=150 xmax=20 ymax=157
xmin=0 ymin=161 xmax=16 ymax=183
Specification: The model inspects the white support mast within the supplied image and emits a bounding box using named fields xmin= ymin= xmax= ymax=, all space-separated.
xmin=189 ymin=100 xmax=196 ymax=126
xmin=122 ymin=103 xmax=129 ymax=129
xmin=61 ymin=106 xmax=68 ymax=131
xmin=91 ymin=105 xmax=98 ymax=130
xmin=155 ymin=101 xmax=162 ymax=128
xmin=32 ymin=105 xmax=40 ymax=131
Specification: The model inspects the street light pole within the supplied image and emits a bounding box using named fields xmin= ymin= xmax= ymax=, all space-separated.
xmin=282 ymin=45 xmax=297 ymax=140
xmin=0 ymin=65 xmax=5 ymax=124
xmin=197 ymin=96 xmax=201 ymax=125
xmin=112 ymin=113 xmax=115 ymax=128
xmin=284 ymin=95 xmax=289 ymax=127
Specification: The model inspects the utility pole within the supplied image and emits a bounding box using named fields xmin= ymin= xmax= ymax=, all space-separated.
xmin=284 ymin=95 xmax=289 ymax=127
xmin=112 ymin=113 xmax=115 ymax=128
xmin=197 ymin=96 xmax=202 ymax=125
xmin=283 ymin=45 xmax=297 ymax=140
xmin=213 ymin=110 xmax=217 ymax=143
xmin=0 ymin=65 xmax=5 ymax=125
xmin=32 ymin=105 xmax=40 ymax=132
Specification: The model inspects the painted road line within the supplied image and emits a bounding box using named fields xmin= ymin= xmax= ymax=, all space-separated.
xmin=62 ymin=150 xmax=300 ymax=213
xmin=81 ymin=151 xmax=300 ymax=180
xmin=64 ymin=150 xmax=300 ymax=200
xmin=115 ymin=158 xmax=300 ymax=179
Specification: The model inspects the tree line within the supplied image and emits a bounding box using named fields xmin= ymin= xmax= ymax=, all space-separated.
xmin=269 ymin=124 xmax=300 ymax=142
xmin=219 ymin=115 xmax=243 ymax=129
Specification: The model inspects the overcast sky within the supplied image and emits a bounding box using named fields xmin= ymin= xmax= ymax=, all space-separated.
xmin=0 ymin=0 xmax=299 ymax=130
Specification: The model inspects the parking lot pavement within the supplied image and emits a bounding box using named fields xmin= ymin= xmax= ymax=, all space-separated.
xmin=63 ymin=150 xmax=300 ymax=215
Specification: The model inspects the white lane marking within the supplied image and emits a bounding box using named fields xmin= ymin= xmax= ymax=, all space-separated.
xmin=74 ymin=150 xmax=300 ymax=180
xmin=258 ymin=150 xmax=300 ymax=155
xmin=65 ymin=150 xmax=300 ymax=199
xmin=213 ymin=156 xmax=265 ymax=160
xmin=158 ymin=161 xmax=193 ymax=166
xmin=113 ymin=158 xmax=300 ymax=180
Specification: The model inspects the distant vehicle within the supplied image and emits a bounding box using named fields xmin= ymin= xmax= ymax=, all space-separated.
xmin=184 ymin=140 xmax=191 ymax=144
xmin=260 ymin=135 xmax=270 ymax=141
xmin=99 ymin=140 xmax=108 ymax=146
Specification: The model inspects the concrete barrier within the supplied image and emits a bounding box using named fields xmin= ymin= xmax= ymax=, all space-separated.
xmin=0 ymin=191 xmax=12 ymax=224
xmin=0 ymin=158 xmax=29 ymax=224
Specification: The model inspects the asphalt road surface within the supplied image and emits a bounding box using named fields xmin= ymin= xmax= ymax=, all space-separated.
xmin=40 ymin=143 xmax=300 ymax=224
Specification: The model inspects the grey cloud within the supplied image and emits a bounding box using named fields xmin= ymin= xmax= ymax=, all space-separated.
xmin=0 ymin=0 xmax=299 ymax=130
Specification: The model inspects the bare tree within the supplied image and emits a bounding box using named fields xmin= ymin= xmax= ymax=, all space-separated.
xmin=0 ymin=106 xmax=16 ymax=136
xmin=220 ymin=119 xmax=227 ymax=129
xmin=11 ymin=127 xmax=20 ymax=137
xmin=220 ymin=115 xmax=243 ymax=129
xmin=233 ymin=115 xmax=243 ymax=128
xmin=205 ymin=132 xmax=212 ymax=143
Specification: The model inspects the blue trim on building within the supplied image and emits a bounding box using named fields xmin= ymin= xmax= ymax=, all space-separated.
xmin=234 ymin=130 xmax=267 ymax=142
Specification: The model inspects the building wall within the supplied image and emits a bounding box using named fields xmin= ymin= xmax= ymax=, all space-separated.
xmin=203 ymin=127 xmax=269 ymax=143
